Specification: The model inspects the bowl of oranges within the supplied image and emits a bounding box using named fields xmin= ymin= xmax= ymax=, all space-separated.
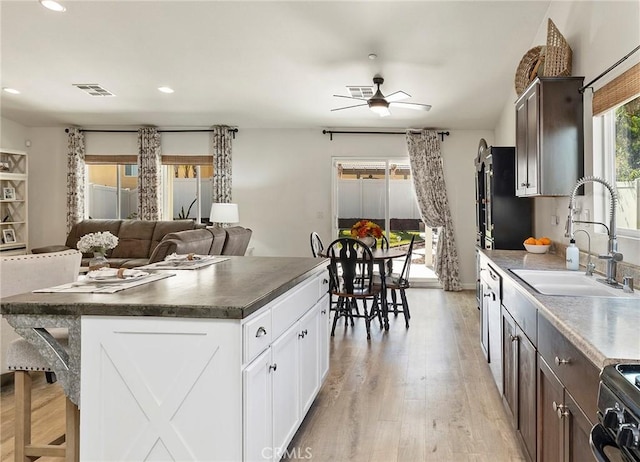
xmin=523 ymin=236 xmax=551 ymax=253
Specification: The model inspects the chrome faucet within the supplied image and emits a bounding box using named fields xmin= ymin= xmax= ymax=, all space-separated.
xmin=564 ymin=176 xmax=623 ymax=286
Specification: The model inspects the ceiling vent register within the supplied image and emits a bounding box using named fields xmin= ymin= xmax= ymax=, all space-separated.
xmin=73 ymin=84 xmax=115 ymax=97
xmin=347 ymin=86 xmax=374 ymax=99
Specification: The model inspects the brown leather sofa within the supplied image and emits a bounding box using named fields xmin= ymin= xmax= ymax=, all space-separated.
xmin=31 ymin=220 xmax=253 ymax=268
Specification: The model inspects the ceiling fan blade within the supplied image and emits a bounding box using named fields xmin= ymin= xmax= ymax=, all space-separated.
xmin=389 ymin=101 xmax=432 ymax=111
xmin=385 ymin=91 xmax=411 ymax=102
xmin=333 ymin=94 xmax=368 ymax=101
xmin=331 ymin=103 xmax=369 ymax=112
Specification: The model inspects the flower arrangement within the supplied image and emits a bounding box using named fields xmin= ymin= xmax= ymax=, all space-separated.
xmin=350 ymin=220 xmax=383 ymax=239
xmin=77 ymin=231 xmax=119 ymax=255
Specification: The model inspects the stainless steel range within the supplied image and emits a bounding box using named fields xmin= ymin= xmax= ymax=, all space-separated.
xmin=591 ymin=364 xmax=640 ymax=462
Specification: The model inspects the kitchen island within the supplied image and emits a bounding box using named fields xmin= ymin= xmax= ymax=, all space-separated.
xmin=1 ymin=256 xmax=330 ymax=462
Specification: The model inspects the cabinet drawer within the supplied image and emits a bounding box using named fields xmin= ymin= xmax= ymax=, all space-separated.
xmin=272 ymin=276 xmax=319 ymax=340
xmin=319 ymin=270 xmax=330 ymax=299
xmin=537 ymin=314 xmax=599 ymax=420
xmin=502 ymin=277 xmax=537 ymax=345
xmin=243 ymin=308 xmax=272 ymax=364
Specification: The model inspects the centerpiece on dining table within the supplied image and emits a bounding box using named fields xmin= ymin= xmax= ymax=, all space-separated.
xmin=77 ymin=231 xmax=119 ymax=271
xmin=350 ymin=220 xmax=383 ymax=248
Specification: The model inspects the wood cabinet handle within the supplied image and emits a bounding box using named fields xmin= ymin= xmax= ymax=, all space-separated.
xmin=255 ymin=326 xmax=267 ymax=337
xmin=555 ymin=356 xmax=570 ymax=366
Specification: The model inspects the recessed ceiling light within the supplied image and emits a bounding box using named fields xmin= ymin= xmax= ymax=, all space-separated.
xmin=39 ymin=0 xmax=66 ymax=12
xmin=158 ymin=86 xmax=174 ymax=94
xmin=3 ymin=88 xmax=20 ymax=95
xmin=368 ymin=53 xmax=378 ymax=60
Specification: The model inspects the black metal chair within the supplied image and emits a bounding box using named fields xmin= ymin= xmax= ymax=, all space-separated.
xmin=327 ymin=237 xmax=382 ymax=339
xmin=380 ymin=235 xmax=415 ymax=328
xmin=309 ymin=231 xmax=324 ymax=258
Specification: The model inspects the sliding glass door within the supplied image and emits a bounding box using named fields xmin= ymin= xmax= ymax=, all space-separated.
xmin=332 ymin=158 xmax=437 ymax=282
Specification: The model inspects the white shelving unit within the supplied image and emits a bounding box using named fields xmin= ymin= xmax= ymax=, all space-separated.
xmin=0 ymin=148 xmax=28 ymax=255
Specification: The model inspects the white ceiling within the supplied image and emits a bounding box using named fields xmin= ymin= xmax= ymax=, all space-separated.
xmin=0 ymin=0 xmax=552 ymax=130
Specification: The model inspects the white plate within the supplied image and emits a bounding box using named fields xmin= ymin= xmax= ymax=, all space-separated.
xmin=86 ymin=272 xmax=149 ymax=283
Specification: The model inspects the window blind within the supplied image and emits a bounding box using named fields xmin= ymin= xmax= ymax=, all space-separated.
xmin=593 ymin=62 xmax=640 ymax=116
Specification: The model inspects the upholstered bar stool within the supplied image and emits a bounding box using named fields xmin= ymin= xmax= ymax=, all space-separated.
xmin=0 ymin=250 xmax=82 ymax=462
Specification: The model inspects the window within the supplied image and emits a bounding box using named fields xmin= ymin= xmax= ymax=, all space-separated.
xmin=161 ymin=156 xmax=213 ymax=224
xmin=86 ymin=163 xmax=139 ymax=219
xmin=594 ymin=95 xmax=640 ymax=236
xmin=124 ymin=164 xmax=138 ymax=177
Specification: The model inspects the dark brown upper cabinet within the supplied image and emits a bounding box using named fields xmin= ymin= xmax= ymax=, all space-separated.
xmin=515 ymin=77 xmax=584 ymax=197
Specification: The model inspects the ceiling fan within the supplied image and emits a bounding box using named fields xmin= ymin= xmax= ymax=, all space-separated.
xmin=331 ymin=75 xmax=431 ymax=117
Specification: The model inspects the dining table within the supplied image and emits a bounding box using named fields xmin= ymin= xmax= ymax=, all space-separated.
xmin=319 ymin=246 xmax=407 ymax=330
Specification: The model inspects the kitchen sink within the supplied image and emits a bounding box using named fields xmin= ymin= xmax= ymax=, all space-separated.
xmin=509 ymin=269 xmax=639 ymax=298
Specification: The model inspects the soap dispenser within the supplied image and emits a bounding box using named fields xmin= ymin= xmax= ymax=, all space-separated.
xmin=566 ymin=239 xmax=579 ymax=270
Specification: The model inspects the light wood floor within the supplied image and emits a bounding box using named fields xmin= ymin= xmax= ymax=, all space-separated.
xmin=1 ymin=289 xmax=525 ymax=462
xmin=286 ymin=289 xmax=526 ymax=462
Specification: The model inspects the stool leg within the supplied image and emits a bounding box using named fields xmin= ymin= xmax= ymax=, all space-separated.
xmin=14 ymin=370 xmax=32 ymax=462
xmin=65 ymin=398 xmax=80 ymax=462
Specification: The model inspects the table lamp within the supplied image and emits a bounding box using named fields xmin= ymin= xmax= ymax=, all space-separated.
xmin=210 ymin=203 xmax=239 ymax=227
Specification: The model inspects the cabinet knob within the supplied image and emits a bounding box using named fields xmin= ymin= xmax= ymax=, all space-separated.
xmin=520 ymin=182 xmax=527 ymax=187
xmin=269 ymin=363 xmax=277 ymax=372
xmin=255 ymin=326 xmax=267 ymax=338
xmin=321 ymin=309 xmax=327 ymax=315
xmin=510 ymin=334 xmax=519 ymax=342
xmin=552 ymin=401 xmax=569 ymax=419
xmin=322 ymin=278 xmax=329 ymax=284
xmin=554 ymin=356 xmax=571 ymax=366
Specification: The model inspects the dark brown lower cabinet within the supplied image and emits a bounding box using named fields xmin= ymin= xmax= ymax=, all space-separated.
xmin=537 ymin=356 xmax=595 ymax=461
xmin=503 ymin=308 xmax=537 ymax=462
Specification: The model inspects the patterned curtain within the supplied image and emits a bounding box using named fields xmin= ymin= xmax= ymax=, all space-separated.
xmin=137 ymin=127 xmax=162 ymax=220
xmin=66 ymin=128 xmax=85 ymax=233
xmin=406 ymin=130 xmax=462 ymax=291
xmin=212 ymin=125 xmax=233 ymax=203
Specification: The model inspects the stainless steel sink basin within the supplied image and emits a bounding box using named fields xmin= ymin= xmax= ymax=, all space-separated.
xmin=510 ymin=269 xmax=639 ymax=298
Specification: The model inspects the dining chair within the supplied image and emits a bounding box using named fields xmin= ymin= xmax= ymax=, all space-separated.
xmin=380 ymin=235 xmax=415 ymax=328
xmin=1 ymin=250 xmax=82 ymax=462
xmin=326 ymin=237 xmax=382 ymax=339
xmin=309 ymin=232 xmax=324 ymax=258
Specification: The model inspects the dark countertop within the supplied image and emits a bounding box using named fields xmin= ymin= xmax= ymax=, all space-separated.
xmin=481 ymin=249 xmax=640 ymax=368
xmin=0 ymin=256 xmax=329 ymax=320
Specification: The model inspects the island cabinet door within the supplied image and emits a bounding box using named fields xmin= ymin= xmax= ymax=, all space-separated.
xmin=271 ymin=322 xmax=301 ymax=459
xmin=80 ymin=316 xmax=242 ymax=462
xmin=244 ymin=348 xmax=274 ymax=462
xmin=317 ymin=294 xmax=330 ymax=381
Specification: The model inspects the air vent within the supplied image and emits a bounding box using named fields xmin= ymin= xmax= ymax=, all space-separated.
xmin=73 ymin=84 xmax=115 ymax=97
xmin=347 ymin=86 xmax=374 ymax=99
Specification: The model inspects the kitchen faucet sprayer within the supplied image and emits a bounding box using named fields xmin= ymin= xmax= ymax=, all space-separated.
xmin=565 ymin=176 xmax=622 ymax=285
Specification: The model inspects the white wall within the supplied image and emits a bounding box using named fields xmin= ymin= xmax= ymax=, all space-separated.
xmin=493 ymin=1 xmax=640 ymax=267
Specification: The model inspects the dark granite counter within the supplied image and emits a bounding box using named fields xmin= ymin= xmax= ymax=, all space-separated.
xmin=481 ymin=249 xmax=640 ymax=368
xmin=0 ymin=256 xmax=329 ymax=320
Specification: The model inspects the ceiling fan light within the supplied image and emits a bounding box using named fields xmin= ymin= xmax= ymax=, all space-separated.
xmin=368 ymin=99 xmax=391 ymax=117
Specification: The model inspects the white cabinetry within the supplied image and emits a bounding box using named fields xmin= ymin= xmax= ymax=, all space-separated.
xmin=0 ymin=148 xmax=28 ymax=255
xmin=81 ymin=270 xmax=330 ymax=462
xmin=244 ymin=294 xmax=330 ymax=462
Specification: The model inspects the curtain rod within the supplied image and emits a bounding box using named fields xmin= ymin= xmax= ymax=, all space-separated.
xmin=579 ymin=44 xmax=640 ymax=93
xmin=65 ymin=127 xmax=239 ymax=139
xmin=322 ymin=129 xmax=450 ymax=142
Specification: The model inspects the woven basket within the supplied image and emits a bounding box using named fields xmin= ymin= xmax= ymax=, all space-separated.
xmin=515 ymin=46 xmax=544 ymax=95
xmin=543 ymin=18 xmax=572 ymax=77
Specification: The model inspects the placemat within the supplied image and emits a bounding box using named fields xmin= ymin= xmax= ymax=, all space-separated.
xmin=34 ymin=272 xmax=175 ymax=294
xmin=138 ymin=256 xmax=229 ymax=270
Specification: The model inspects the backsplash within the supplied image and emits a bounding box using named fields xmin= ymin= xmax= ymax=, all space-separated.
xmin=554 ymin=242 xmax=640 ymax=285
